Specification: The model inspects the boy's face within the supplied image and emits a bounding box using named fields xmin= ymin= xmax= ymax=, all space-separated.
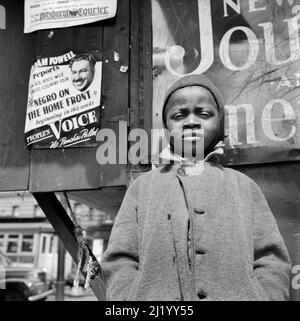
xmin=165 ymin=86 xmax=219 ymax=158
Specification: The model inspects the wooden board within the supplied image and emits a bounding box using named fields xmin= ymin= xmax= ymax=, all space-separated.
xmin=237 ymin=162 xmax=300 ymax=301
xmin=29 ymin=24 xmax=103 ymax=192
xmin=68 ymin=187 xmax=126 ymax=216
xmin=0 ymin=0 xmax=146 ymax=193
xmin=99 ymin=0 xmax=129 ymax=188
xmin=0 ymin=0 xmax=36 ymax=191
xmin=29 ymin=0 xmax=130 ymax=192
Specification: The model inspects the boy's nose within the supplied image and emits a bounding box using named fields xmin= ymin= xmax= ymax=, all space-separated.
xmin=184 ymin=114 xmax=201 ymax=128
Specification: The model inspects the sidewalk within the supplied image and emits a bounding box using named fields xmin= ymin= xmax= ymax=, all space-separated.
xmin=46 ymin=286 xmax=98 ymax=301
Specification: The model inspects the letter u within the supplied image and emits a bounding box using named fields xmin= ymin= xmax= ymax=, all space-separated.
xmin=259 ymin=16 xmax=300 ymax=65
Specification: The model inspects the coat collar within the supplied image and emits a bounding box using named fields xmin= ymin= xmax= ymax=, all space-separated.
xmin=154 ymin=142 xmax=224 ymax=176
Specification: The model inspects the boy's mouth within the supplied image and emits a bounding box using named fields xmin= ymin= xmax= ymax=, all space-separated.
xmin=182 ymin=129 xmax=203 ymax=141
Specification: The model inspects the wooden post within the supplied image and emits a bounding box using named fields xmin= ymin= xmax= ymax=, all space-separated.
xmin=55 ymin=239 xmax=66 ymax=301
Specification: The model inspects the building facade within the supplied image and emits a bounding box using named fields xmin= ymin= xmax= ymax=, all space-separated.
xmin=0 ymin=192 xmax=113 ymax=280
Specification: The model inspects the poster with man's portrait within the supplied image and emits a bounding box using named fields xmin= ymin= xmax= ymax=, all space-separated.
xmin=24 ymin=51 xmax=102 ymax=149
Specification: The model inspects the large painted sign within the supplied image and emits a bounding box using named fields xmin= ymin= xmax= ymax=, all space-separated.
xmin=152 ymin=0 xmax=300 ymax=165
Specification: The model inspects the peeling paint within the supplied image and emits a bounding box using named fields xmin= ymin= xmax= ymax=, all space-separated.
xmin=114 ymin=51 xmax=120 ymax=62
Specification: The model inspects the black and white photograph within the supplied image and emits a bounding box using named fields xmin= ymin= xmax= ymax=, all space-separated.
xmin=0 ymin=0 xmax=300 ymax=314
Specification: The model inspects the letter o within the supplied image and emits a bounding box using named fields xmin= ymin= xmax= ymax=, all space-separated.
xmin=62 ymin=119 xmax=73 ymax=132
xmin=219 ymin=26 xmax=259 ymax=71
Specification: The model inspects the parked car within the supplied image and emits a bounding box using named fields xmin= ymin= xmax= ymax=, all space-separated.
xmin=0 ymin=251 xmax=55 ymax=301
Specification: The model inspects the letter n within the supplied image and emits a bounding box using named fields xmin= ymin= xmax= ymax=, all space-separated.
xmin=225 ymin=104 xmax=259 ymax=147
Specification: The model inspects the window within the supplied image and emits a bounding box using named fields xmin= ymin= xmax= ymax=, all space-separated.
xmin=41 ymin=236 xmax=47 ymax=254
xmin=6 ymin=234 xmax=19 ymax=253
xmin=21 ymin=235 xmax=34 ymax=253
xmin=0 ymin=235 xmax=4 ymax=251
xmin=2 ymin=233 xmax=35 ymax=265
xmin=49 ymin=235 xmax=56 ymax=253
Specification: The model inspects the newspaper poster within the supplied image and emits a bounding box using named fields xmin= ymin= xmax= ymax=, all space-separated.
xmin=25 ymin=51 xmax=102 ymax=149
xmin=24 ymin=0 xmax=117 ymax=33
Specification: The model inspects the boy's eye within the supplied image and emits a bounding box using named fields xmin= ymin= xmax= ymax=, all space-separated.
xmin=169 ymin=109 xmax=215 ymax=121
xmin=199 ymin=112 xmax=212 ymax=119
xmin=171 ymin=113 xmax=185 ymax=120
xmin=195 ymin=109 xmax=214 ymax=119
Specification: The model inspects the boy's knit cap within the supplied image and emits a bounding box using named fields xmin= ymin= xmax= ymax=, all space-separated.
xmin=162 ymin=74 xmax=225 ymax=151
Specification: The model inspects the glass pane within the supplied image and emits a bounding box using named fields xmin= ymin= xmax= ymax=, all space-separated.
xmin=49 ymin=236 xmax=54 ymax=253
xmin=19 ymin=256 xmax=34 ymax=264
xmin=23 ymin=235 xmax=33 ymax=239
xmin=41 ymin=236 xmax=47 ymax=253
xmin=6 ymin=255 xmax=17 ymax=263
xmin=0 ymin=235 xmax=4 ymax=251
xmin=21 ymin=235 xmax=34 ymax=252
xmin=7 ymin=241 xmax=18 ymax=253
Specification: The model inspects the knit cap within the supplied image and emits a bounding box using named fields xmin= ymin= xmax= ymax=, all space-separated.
xmin=162 ymin=74 xmax=225 ymax=153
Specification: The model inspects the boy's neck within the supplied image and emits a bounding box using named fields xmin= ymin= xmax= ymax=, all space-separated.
xmin=170 ymin=147 xmax=204 ymax=163
xmin=167 ymin=144 xmax=224 ymax=165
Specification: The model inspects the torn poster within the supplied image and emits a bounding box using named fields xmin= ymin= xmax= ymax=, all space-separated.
xmin=24 ymin=0 xmax=117 ymax=33
xmin=25 ymin=51 xmax=102 ymax=149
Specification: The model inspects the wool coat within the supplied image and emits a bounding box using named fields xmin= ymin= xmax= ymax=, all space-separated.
xmin=101 ymin=157 xmax=291 ymax=301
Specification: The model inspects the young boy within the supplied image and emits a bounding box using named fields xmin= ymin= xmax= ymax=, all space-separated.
xmin=101 ymin=74 xmax=291 ymax=301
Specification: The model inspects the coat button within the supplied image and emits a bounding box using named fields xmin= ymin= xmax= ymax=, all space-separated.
xmin=197 ymin=290 xmax=207 ymax=300
xmin=195 ymin=249 xmax=206 ymax=255
xmin=177 ymin=167 xmax=186 ymax=176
